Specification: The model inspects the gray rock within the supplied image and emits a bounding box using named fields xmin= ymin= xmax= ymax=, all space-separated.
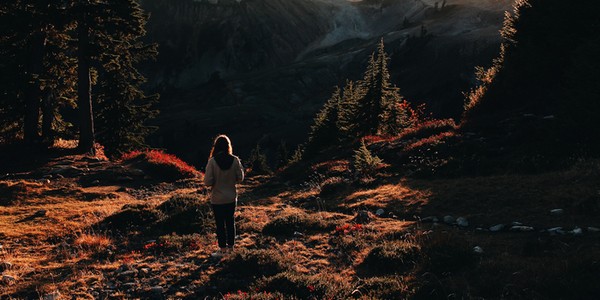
xmin=510 ymin=225 xmax=535 ymax=232
xmin=43 ymin=291 xmax=61 ymax=300
xmin=421 ymin=216 xmax=439 ymax=223
xmin=511 ymin=221 xmax=523 ymax=226
xmin=293 ymin=231 xmax=304 ymax=237
xmin=151 ymin=286 xmax=164 ymax=294
xmin=547 ymin=227 xmax=565 ymax=235
xmin=550 ymin=209 xmax=564 ymax=216
xmin=353 ymin=210 xmax=371 ymax=224
xmin=473 ymin=246 xmax=484 ymax=254
xmin=2 ymin=275 xmax=16 ymax=285
xmin=0 ymin=261 xmax=12 ymax=272
xmin=129 ymin=169 xmax=145 ymax=177
xmin=123 ymin=282 xmax=136 ymax=289
xmin=456 ymin=217 xmax=469 ymax=227
xmin=588 ymin=227 xmax=600 ymax=232
xmin=118 ymin=270 xmax=138 ymax=279
xmin=571 ymin=227 xmax=583 ymax=236
xmin=489 ymin=224 xmax=505 ymax=232
xmin=443 ymin=215 xmax=455 ymax=224
xmin=375 ymin=209 xmax=385 ymax=216
xmin=91 ymin=180 xmax=100 ymax=185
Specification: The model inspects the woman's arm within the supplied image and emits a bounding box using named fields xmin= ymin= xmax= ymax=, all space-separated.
xmin=236 ymin=157 xmax=244 ymax=183
xmin=204 ymin=159 xmax=215 ymax=186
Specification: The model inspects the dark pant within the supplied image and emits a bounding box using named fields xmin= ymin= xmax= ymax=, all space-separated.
xmin=212 ymin=202 xmax=236 ymax=248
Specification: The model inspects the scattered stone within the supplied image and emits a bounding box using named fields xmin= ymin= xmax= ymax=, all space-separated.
xmin=129 ymin=169 xmax=145 ymax=177
xmin=489 ymin=224 xmax=505 ymax=232
xmin=375 ymin=208 xmax=385 ymax=216
xmin=571 ymin=227 xmax=583 ymax=236
xmin=550 ymin=209 xmax=564 ymax=216
xmin=33 ymin=209 xmax=47 ymax=217
xmin=293 ymin=231 xmax=304 ymax=237
xmin=43 ymin=291 xmax=61 ymax=300
xmin=140 ymin=268 xmax=151 ymax=275
xmin=510 ymin=225 xmax=534 ymax=232
xmin=543 ymin=115 xmax=556 ymax=120
xmin=547 ymin=227 xmax=565 ymax=235
xmin=421 ymin=216 xmax=439 ymax=223
xmin=588 ymin=227 xmax=600 ymax=232
xmin=473 ymin=246 xmax=484 ymax=254
xmin=511 ymin=221 xmax=523 ymax=226
xmin=42 ymin=174 xmax=53 ymax=179
xmin=118 ymin=270 xmax=138 ymax=280
xmin=353 ymin=210 xmax=372 ymax=224
xmin=123 ymin=282 xmax=136 ymax=289
xmin=443 ymin=215 xmax=455 ymax=224
xmin=117 ymin=176 xmax=134 ymax=182
xmin=151 ymin=286 xmax=164 ymax=294
xmin=2 ymin=275 xmax=16 ymax=285
xmin=456 ymin=217 xmax=469 ymax=227
xmin=91 ymin=180 xmax=100 ymax=186
xmin=0 ymin=261 xmax=13 ymax=272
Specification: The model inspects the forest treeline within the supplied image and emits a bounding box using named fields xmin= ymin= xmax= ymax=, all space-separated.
xmin=0 ymin=0 xmax=158 ymax=157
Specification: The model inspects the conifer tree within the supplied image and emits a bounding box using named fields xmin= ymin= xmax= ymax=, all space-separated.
xmin=91 ymin=0 xmax=159 ymax=157
xmin=306 ymin=86 xmax=342 ymax=153
xmin=355 ymin=38 xmax=407 ymax=136
xmin=337 ymin=80 xmax=362 ymax=138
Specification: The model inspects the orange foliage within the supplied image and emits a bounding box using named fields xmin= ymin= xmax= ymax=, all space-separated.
xmin=404 ymin=131 xmax=457 ymax=152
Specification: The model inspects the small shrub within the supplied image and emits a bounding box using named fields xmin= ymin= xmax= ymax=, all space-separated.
xmin=247 ymin=144 xmax=272 ymax=175
xmin=222 ymin=249 xmax=290 ymax=277
xmin=143 ymin=233 xmax=204 ymax=253
xmin=359 ymin=276 xmax=411 ymax=299
xmin=121 ymin=150 xmax=200 ymax=181
xmin=361 ymin=240 xmax=420 ymax=274
xmin=95 ymin=203 xmax=162 ymax=232
xmin=257 ymin=271 xmax=352 ymax=299
xmin=73 ymin=233 xmax=113 ymax=252
xmin=353 ymin=142 xmax=383 ymax=178
xmin=319 ymin=176 xmax=350 ymax=197
xmin=153 ymin=194 xmax=213 ymax=234
xmin=262 ymin=212 xmax=335 ymax=237
xmin=420 ymin=230 xmax=476 ymax=273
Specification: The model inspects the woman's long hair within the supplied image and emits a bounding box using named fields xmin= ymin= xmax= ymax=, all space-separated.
xmin=209 ymin=134 xmax=233 ymax=158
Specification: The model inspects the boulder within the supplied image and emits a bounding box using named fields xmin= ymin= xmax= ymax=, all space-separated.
xmin=456 ymin=217 xmax=469 ymax=227
xmin=489 ymin=224 xmax=505 ymax=232
xmin=421 ymin=216 xmax=439 ymax=223
xmin=0 ymin=261 xmax=12 ymax=272
xmin=2 ymin=275 xmax=16 ymax=285
xmin=510 ymin=225 xmax=534 ymax=232
xmin=443 ymin=215 xmax=455 ymax=224
xmin=43 ymin=292 xmax=61 ymax=300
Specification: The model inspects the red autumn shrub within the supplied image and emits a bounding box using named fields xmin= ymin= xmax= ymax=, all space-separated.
xmin=121 ymin=150 xmax=201 ymax=181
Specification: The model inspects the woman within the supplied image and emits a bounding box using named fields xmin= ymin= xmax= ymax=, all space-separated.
xmin=204 ymin=135 xmax=244 ymax=257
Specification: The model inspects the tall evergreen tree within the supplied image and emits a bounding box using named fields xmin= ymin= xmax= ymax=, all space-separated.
xmin=306 ymin=86 xmax=342 ymax=154
xmin=337 ymin=80 xmax=362 ymax=138
xmin=0 ymin=1 xmax=76 ymax=145
xmin=355 ymin=38 xmax=407 ymax=136
xmin=92 ymin=0 xmax=159 ymax=157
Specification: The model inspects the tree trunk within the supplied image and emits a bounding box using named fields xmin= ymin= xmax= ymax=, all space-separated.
xmin=23 ymin=31 xmax=46 ymax=144
xmin=76 ymin=14 xmax=95 ymax=155
xmin=41 ymin=88 xmax=54 ymax=144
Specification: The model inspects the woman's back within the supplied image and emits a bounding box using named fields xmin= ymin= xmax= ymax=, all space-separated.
xmin=204 ymin=153 xmax=244 ymax=204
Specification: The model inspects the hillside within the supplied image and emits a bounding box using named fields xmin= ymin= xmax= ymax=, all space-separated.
xmin=139 ymin=0 xmax=513 ymax=164
xmin=1 ymin=151 xmax=599 ymax=299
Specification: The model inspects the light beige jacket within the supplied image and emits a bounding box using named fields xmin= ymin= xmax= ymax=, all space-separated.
xmin=204 ymin=155 xmax=244 ymax=204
